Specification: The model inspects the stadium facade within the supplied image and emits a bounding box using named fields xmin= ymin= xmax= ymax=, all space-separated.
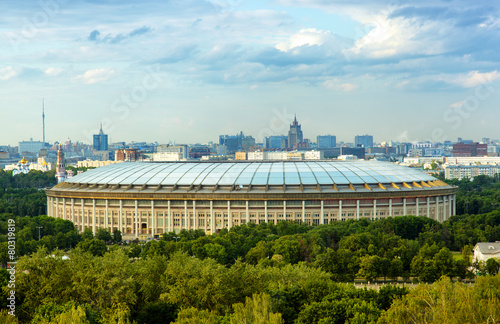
xmin=46 ymin=161 xmax=457 ymax=239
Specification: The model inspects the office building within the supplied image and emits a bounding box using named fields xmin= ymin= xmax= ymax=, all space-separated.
xmin=93 ymin=124 xmax=108 ymax=151
xmin=354 ymin=135 xmax=373 ymax=148
xmin=317 ymin=135 xmax=336 ymax=148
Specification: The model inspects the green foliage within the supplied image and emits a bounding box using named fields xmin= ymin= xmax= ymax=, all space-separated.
xmin=230 ymin=293 xmax=283 ymax=324
xmin=378 ymin=276 xmax=500 ymax=324
xmin=0 ymin=169 xmax=56 ymax=216
xmin=76 ymin=239 xmax=107 ymax=257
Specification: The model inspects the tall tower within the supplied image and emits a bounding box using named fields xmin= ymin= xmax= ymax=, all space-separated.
xmin=93 ymin=123 xmax=109 ymax=151
xmin=288 ymin=115 xmax=303 ymax=148
xmin=56 ymin=144 xmax=66 ymax=183
xmin=42 ymin=99 xmax=46 ymax=144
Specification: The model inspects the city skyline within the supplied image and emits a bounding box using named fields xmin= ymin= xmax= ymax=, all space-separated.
xmin=2 ymin=0 xmax=500 ymax=146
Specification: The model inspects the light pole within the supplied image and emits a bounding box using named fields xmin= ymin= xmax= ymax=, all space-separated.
xmin=36 ymin=226 xmax=43 ymax=240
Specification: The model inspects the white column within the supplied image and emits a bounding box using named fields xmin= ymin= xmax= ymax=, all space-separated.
xmin=184 ymin=201 xmax=188 ymax=230
xmin=163 ymin=207 xmax=166 ymax=235
xmin=193 ymin=200 xmax=196 ymax=230
xmin=56 ymin=198 xmax=59 ymax=219
xmin=452 ymin=195 xmax=456 ymax=216
xmin=135 ymin=200 xmax=139 ymax=238
xmin=119 ymin=200 xmax=123 ymax=234
xmin=427 ymin=197 xmax=430 ymax=218
xmin=450 ymin=195 xmax=453 ymax=219
xmin=338 ymin=200 xmax=342 ymax=221
xmin=210 ymin=200 xmax=214 ymax=234
xmin=81 ymin=199 xmax=84 ymax=230
xmin=356 ymin=199 xmax=360 ymax=220
xmin=246 ymin=201 xmax=250 ymax=224
xmin=62 ymin=198 xmax=66 ymax=220
xmin=167 ymin=200 xmax=171 ymax=233
xmin=301 ymin=200 xmax=305 ymax=224
xmin=389 ymin=198 xmax=393 ymax=217
xmin=283 ymin=201 xmax=287 ymax=222
xmin=151 ymin=200 xmax=155 ymax=238
xmin=436 ymin=196 xmax=439 ymax=222
xmin=71 ymin=198 xmax=75 ymax=225
xmin=373 ymin=199 xmax=377 ymax=220
xmin=403 ymin=198 xmax=407 ymax=216
xmin=265 ymin=201 xmax=269 ymax=223
xmin=227 ymin=201 xmax=231 ymax=230
xmin=416 ymin=198 xmax=419 ymax=217
xmin=92 ymin=199 xmax=96 ymax=236
xmin=320 ymin=200 xmax=324 ymax=225
xmin=105 ymin=200 xmax=109 ymax=232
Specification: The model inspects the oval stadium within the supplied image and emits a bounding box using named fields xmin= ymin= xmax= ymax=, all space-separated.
xmin=46 ymin=161 xmax=457 ymax=239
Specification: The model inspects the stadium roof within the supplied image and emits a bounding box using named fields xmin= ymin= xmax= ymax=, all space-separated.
xmin=64 ymin=161 xmax=437 ymax=187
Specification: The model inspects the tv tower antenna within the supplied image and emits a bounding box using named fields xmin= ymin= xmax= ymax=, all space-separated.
xmin=42 ymin=99 xmax=46 ymax=144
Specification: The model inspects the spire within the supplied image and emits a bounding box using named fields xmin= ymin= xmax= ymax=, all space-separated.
xmin=99 ymin=122 xmax=103 ymax=135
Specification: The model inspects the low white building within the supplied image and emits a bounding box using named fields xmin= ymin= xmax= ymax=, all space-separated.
xmin=473 ymin=242 xmax=500 ymax=263
xmin=247 ymin=150 xmax=323 ymax=161
xmin=444 ymin=164 xmax=500 ymax=180
xmin=152 ymin=152 xmax=186 ymax=161
xmin=77 ymin=160 xmax=122 ymax=168
xmin=337 ymin=155 xmax=357 ymax=161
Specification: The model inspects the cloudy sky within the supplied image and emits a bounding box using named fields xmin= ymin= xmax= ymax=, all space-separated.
xmin=1 ymin=0 xmax=500 ymax=146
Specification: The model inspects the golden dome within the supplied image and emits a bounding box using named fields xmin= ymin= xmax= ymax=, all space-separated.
xmin=20 ymin=156 xmax=27 ymax=164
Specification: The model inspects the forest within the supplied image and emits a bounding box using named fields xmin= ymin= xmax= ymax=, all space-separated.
xmin=1 ymin=172 xmax=500 ymax=323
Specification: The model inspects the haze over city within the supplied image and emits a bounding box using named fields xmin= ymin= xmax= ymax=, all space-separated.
xmin=2 ymin=0 xmax=500 ymax=146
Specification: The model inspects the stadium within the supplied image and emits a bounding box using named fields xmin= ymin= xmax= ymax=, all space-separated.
xmin=46 ymin=161 xmax=457 ymax=239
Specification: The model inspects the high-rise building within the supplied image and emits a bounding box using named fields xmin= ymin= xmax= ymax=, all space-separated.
xmin=265 ymin=135 xmax=288 ymax=149
xmin=19 ymin=139 xmax=45 ymax=154
xmin=219 ymin=132 xmax=255 ymax=153
xmin=115 ymin=149 xmax=140 ymax=161
xmin=452 ymin=142 xmax=488 ymax=157
xmin=288 ymin=115 xmax=303 ymax=148
xmin=354 ymin=135 xmax=373 ymax=148
xmin=93 ymin=124 xmax=108 ymax=151
xmin=317 ymin=135 xmax=336 ymax=148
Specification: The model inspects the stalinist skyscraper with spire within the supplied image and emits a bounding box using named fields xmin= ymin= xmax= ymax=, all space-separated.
xmin=288 ymin=115 xmax=303 ymax=148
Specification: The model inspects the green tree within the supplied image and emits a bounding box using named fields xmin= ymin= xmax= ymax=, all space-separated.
xmin=76 ymin=239 xmax=107 ymax=257
xmin=96 ymin=228 xmax=112 ymax=242
xmin=358 ymin=255 xmax=382 ymax=282
xmin=486 ymin=258 xmax=500 ymax=276
xmin=113 ymin=229 xmax=122 ymax=243
xmin=231 ymin=293 xmax=283 ymax=324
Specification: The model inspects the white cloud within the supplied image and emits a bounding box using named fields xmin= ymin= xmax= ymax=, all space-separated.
xmin=74 ymin=68 xmax=115 ymax=84
xmin=45 ymin=67 xmax=64 ymax=76
xmin=276 ymin=28 xmax=331 ymax=52
xmin=323 ymin=78 xmax=358 ymax=92
xmin=449 ymin=100 xmax=465 ymax=108
xmin=0 ymin=66 xmax=18 ymax=81
xmin=455 ymin=71 xmax=500 ymax=88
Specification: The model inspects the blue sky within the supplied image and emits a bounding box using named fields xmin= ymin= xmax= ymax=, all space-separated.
xmin=1 ymin=0 xmax=500 ymax=146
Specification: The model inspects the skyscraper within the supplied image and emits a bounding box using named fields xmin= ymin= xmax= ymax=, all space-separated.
xmin=288 ymin=115 xmax=303 ymax=148
xmin=354 ymin=135 xmax=373 ymax=148
xmin=317 ymin=135 xmax=336 ymax=148
xmin=93 ymin=124 xmax=108 ymax=151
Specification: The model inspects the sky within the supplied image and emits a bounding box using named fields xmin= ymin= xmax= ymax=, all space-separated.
xmin=1 ymin=0 xmax=500 ymax=146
